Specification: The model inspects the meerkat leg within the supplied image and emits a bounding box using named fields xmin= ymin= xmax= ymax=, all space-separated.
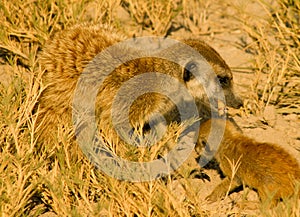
xmin=257 ymin=188 xmax=280 ymax=208
xmin=236 ymin=201 xmax=260 ymax=210
xmin=206 ymin=177 xmax=241 ymax=202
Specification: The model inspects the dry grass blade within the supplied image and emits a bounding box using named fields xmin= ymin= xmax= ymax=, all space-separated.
xmin=239 ymin=0 xmax=300 ymax=115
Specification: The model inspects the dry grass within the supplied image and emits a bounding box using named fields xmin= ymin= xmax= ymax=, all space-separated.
xmin=121 ymin=0 xmax=179 ymax=35
xmin=0 ymin=0 xmax=299 ymax=216
xmin=236 ymin=0 xmax=300 ymax=115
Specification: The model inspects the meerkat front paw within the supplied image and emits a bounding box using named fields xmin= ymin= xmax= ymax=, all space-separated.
xmin=205 ymin=177 xmax=240 ymax=202
xmin=205 ymin=189 xmax=226 ymax=202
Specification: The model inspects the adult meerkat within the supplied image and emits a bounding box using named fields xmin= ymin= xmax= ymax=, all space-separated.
xmin=196 ymin=119 xmax=300 ymax=205
xmin=37 ymin=24 xmax=242 ymax=156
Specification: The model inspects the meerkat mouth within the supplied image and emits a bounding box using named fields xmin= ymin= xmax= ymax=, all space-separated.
xmin=217 ymin=100 xmax=228 ymax=117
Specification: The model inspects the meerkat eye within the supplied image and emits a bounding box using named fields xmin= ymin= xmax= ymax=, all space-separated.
xmin=200 ymin=139 xmax=212 ymax=152
xmin=217 ymin=75 xmax=231 ymax=87
xmin=142 ymin=122 xmax=151 ymax=133
xmin=183 ymin=61 xmax=197 ymax=82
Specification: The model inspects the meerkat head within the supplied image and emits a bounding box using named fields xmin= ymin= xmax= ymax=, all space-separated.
xmin=182 ymin=39 xmax=243 ymax=110
xmin=195 ymin=119 xmax=225 ymax=157
xmin=195 ymin=118 xmax=241 ymax=155
xmin=105 ymin=38 xmax=243 ymax=142
xmin=181 ymin=59 xmax=223 ymax=114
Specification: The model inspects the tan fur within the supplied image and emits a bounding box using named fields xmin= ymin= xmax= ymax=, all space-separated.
xmin=37 ymin=24 xmax=242 ymax=149
xmin=196 ymin=119 xmax=300 ymax=205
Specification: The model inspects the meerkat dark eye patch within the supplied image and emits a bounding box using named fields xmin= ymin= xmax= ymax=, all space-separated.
xmin=201 ymin=139 xmax=212 ymax=153
xmin=217 ymin=75 xmax=231 ymax=87
xmin=183 ymin=61 xmax=197 ymax=82
xmin=142 ymin=122 xmax=151 ymax=133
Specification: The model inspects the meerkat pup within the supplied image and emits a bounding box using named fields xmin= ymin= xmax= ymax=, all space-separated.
xmin=196 ymin=118 xmax=300 ymax=206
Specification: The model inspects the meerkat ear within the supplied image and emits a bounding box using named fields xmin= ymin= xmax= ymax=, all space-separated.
xmin=183 ymin=61 xmax=197 ymax=82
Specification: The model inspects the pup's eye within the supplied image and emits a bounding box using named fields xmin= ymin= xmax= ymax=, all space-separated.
xmin=183 ymin=61 xmax=197 ymax=82
xmin=201 ymin=139 xmax=212 ymax=152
